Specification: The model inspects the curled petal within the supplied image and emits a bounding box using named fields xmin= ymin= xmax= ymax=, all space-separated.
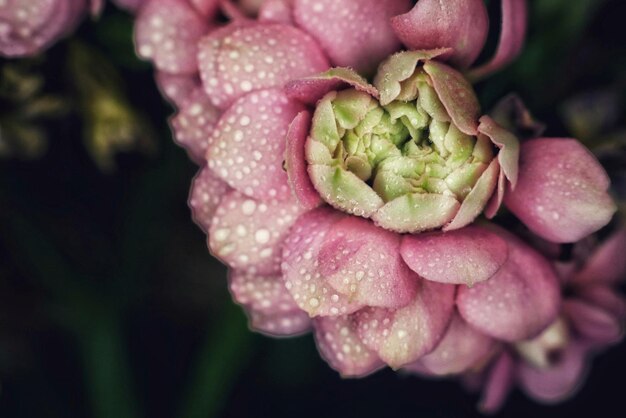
xmin=423 ymin=61 xmax=481 ymax=135
xmin=189 ymin=0 xmax=220 ymax=17
xmin=484 ymin=168 xmax=506 ymax=219
xmin=135 ymin=0 xmax=209 ymax=74
xmin=400 ymin=225 xmax=508 ymax=286
xmin=313 ymin=315 xmax=384 ymax=377
xmin=354 ymin=279 xmax=455 ymax=369
xmin=208 ymin=89 xmax=305 ymax=201
xmin=198 ymin=23 xmax=329 ymax=109
xmin=374 ymin=49 xmax=450 ymax=106
xmin=457 ymin=226 xmax=561 ymax=341
xmin=469 ymin=0 xmax=528 ymax=80
xmin=282 ymin=208 xmax=364 ymax=316
xmin=390 ymin=0 xmax=489 ymax=68
xmin=574 ymin=228 xmax=626 ymax=285
xmin=319 ymin=217 xmax=419 ymax=309
xmin=230 ymin=270 xmax=310 ymax=337
xmin=285 ymin=111 xmax=322 ymax=209
xmin=189 ymin=166 xmax=231 ymax=232
xmin=517 ymin=342 xmax=589 ymax=404
xmin=478 ymin=115 xmax=520 ymax=187
xmin=504 ymin=138 xmax=616 ymax=243
xmin=155 ymin=71 xmax=201 ymax=109
xmin=416 ymin=313 xmax=496 ymax=375
xmin=286 ymin=67 xmax=378 ymax=105
xmin=577 ymin=285 xmax=626 ymax=321
xmin=171 ymin=87 xmax=221 ymax=163
xmin=209 ymin=191 xmax=306 ymax=274
xmin=478 ymin=352 xmax=515 ymax=414
xmin=444 ymin=158 xmax=500 ymax=231
xmin=489 ymin=93 xmax=546 ymax=140
xmin=293 ymin=0 xmax=411 ymax=75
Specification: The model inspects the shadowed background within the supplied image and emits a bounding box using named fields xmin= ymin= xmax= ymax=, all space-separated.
xmin=1 ymin=1 xmax=626 ymax=417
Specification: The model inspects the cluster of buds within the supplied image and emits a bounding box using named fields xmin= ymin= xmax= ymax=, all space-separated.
xmin=125 ymin=0 xmax=623 ymax=411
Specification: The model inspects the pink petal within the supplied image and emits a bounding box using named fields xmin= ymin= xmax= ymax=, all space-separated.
xmin=258 ymin=0 xmax=293 ymax=24
xmin=574 ymin=228 xmax=626 ymax=285
xmin=457 ymin=226 xmax=561 ymax=341
xmin=564 ymin=299 xmax=623 ymax=344
xmin=135 ymin=0 xmax=210 ymax=74
xmin=293 ymin=0 xmax=411 ymax=75
xmin=171 ymin=87 xmax=221 ymax=163
xmin=423 ymin=61 xmax=481 ymax=135
xmin=504 ymin=138 xmax=616 ymax=243
xmin=90 ymin=0 xmax=104 ymax=16
xmin=354 ymin=279 xmax=455 ymax=368
xmin=189 ymin=0 xmax=220 ymax=17
xmin=517 ymin=342 xmax=589 ymax=404
xmin=112 ymin=0 xmax=144 ymax=13
xmin=469 ymin=0 xmax=528 ymax=80
xmin=284 ymin=111 xmax=322 ymax=210
xmin=313 ymin=315 xmax=384 ymax=377
xmin=416 ymin=313 xmax=496 ymax=375
xmin=208 ymin=191 xmax=306 ymax=274
xmin=477 ymin=115 xmax=520 ymax=187
xmin=478 ymin=352 xmax=515 ymax=414
xmin=577 ymin=285 xmax=626 ymax=320
xmin=189 ymin=166 xmax=231 ymax=232
xmin=281 ymin=208 xmax=364 ymax=316
xmin=318 ymin=217 xmax=419 ymax=309
xmin=443 ymin=158 xmax=500 ymax=231
xmin=484 ymin=168 xmax=506 ymax=218
xmin=198 ymin=23 xmax=329 ymax=109
xmin=285 ymin=67 xmax=378 ymax=105
xmin=207 ymin=88 xmax=305 ymax=201
xmin=0 ymin=0 xmax=83 ymax=57
xmin=229 ymin=270 xmax=310 ymax=336
xmin=390 ymin=0 xmax=489 ymax=68
xmin=400 ymin=225 xmax=508 ymax=286
xmin=155 ymin=71 xmax=201 ymax=109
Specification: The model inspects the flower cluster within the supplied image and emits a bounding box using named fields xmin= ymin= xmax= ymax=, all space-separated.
xmin=0 ymin=0 xmax=103 ymax=57
xmin=130 ymin=0 xmax=623 ymax=411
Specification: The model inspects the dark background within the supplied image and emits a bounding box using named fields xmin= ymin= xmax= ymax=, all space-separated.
xmin=1 ymin=1 xmax=626 ymax=417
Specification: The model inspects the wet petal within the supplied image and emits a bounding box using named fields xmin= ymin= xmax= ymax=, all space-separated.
xmin=457 ymin=226 xmax=561 ymax=341
xmin=285 ymin=67 xmax=378 ymax=105
xmin=417 ymin=313 xmax=496 ymax=375
xmin=319 ymin=216 xmax=419 ymax=309
xmin=189 ymin=166 xmax=231 ymax=232
xmin=209 ymin=191 xmax=306 ymax=274
xmin=258 ymin=0 xmax=293 ymax=24
xmin=478 ymin=115 xmax=520 ymax=187
xmin=574 ymin=228 xmax=626 ymax=285
xmin=469 ymin=0 xmax=528 ymax=80
xmin=313 ymin=315 xmax=384 ymax=377
xmin=284 ymin=111 xmax=322 ymax=210
xmin=374 ymin=49 xmax=450 ymax=106
xmin=444 ymin=158 xmax=500 ymax=231
xmin=281 ymin=208 xmax=364 ymax=316
xmin=504 ymin=138 xmax=616 ymax=243
xmin=155 ymin=71 xmax=200 ymax=109
xmin=171 ymin=87 xmax=221 ymax=163
xmin=400 ymin=225 xmax=508 ymax=286
xmin=518 ymin=342 xmax=589 ymax=404
xmin=135 ymin=0 xmax=209 ymax=74
xmin=229 ymin=270 xmax=311 ymax=336
xmin=208 ymin=89 xmax=305 ymax=201
xmin=198 ymin=23 xmax=329 ymax=109
xmin=372 ymin=193 xmax=460 ymax=234
xmin=354 ymin=279 xmax=455 ymax=368
xmin=423 ymin=61 xmax=481 ymax=136
xmin=293 ymin=0 xmax=411 ymax=75
xmin=390 ymin=0 xmax=488 ymax=68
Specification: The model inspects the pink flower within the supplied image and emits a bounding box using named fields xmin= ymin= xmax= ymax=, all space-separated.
xmin=391 ymin=0 xmax=528 ymax=79
xmin=0 ymin=0 xmax=101 ymax=57
xmin=465 ymin=228 xmax=626 ymax=413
